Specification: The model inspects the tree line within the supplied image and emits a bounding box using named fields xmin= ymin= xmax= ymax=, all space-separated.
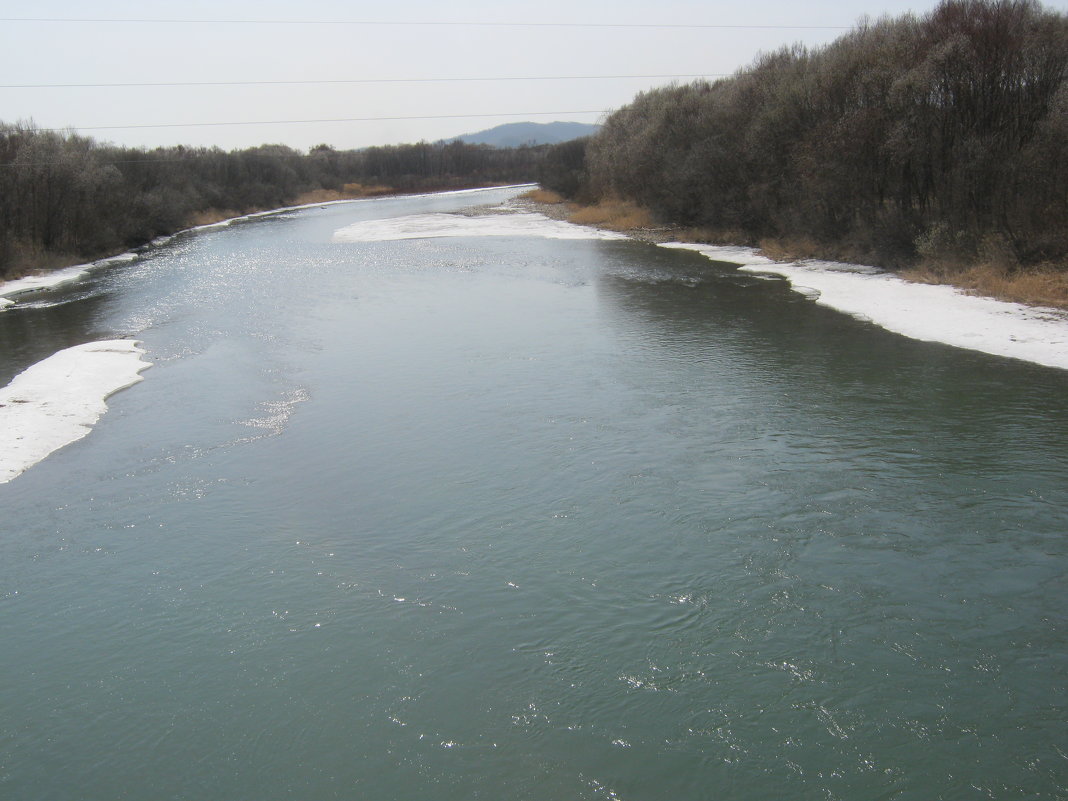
xmin=0 ymin=125 xmax=546 ymax=280
xmin=540 ymin=0 xmax=1068 ymax=272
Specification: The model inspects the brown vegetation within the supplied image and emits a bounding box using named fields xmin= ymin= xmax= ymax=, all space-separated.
xmin=902 ymin=264 xmax=1068 ymax=308
xmin=340 ymin=183 xmax=395 ymax=198
xmin=522 ymin=188 xmax=566 ymax=205
xmin=757 ymin=238 xmax=826 ymax=263
xmin=186 ymin=208 xmax=251 ymax=226
xmin=568 ymin=199 xmax=653 ymax=231
xmin=0 ymin=245 xmax=83 ymax=281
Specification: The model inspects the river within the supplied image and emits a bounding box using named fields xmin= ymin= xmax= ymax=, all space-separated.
xmin=1 ymin=187 xmax=1066 ymax=800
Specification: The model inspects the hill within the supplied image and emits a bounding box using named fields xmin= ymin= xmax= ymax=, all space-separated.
xmin=451 ymin=121 xmax=599 ymax=148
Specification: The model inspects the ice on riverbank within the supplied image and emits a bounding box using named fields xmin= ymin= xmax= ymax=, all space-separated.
xmin=0 ymin=264 xmax=92 ymax=309
xmin=0 ymin=187 xmax=536 ymax=310
xmin=665 ymin=242 xmax=1068 ymax=371
xmin=333 ymin=211 xmax=628 ymax=242
xmin=195 ymin=185 xmax=538 ymax=234
xmin=0 ymin=340 xmax=152 ymax=484
xmin=0 ymin=250 xmax=143 ymax=311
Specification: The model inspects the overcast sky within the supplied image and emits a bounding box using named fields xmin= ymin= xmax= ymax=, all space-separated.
xmin=3 ymin=0 xmax=1066 ymax=152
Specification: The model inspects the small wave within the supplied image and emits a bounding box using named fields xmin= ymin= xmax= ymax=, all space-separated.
xmin=232 ymin=387 xmax=310 ymax=443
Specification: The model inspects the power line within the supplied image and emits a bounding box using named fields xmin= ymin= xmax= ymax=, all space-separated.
xmin=1 ymin=74 xmax=727 ymax=90
xmin=34 ymin=110 xmax=608 ymax=133
xmin=1 ymin=17 xmax=850 ymax=29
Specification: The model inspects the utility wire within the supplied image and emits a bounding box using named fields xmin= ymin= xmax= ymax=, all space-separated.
xmin=2 ymin=74 xmax=726 ymax=90
xmin=0 ymin=17 xmax=850 ymax=29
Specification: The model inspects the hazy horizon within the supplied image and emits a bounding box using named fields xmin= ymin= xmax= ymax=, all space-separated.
xmin=7 ymin=0 xmax=1055 ymax=152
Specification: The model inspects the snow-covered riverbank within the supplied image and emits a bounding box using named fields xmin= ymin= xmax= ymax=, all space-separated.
xmin=0 ymin=340 xmax=151 ymax=484
xmin=662 ymin=243 xmax=1068 ymax=371
xmin=0 ymin=185 xmax=537 ymax=311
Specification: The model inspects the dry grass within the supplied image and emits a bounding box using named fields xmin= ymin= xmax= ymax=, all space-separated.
xmin=902 ymin=263 xmax=1068 ymax=309
xmin=292 ymin=185 xmax=395 ymax=205
xmin=521 ymin=188 xmax=567 ymax=205
xmin=340 ymin=183 xmax=394 ymax=197
xmin=758 ymin=237 xmax=825 ymax=262
xmin=293 ymin=189 xmax=350 ymax=204
xmin=187 ymin=208 xmax=247 ymax=226
xmin=0 ymin=244 xmax=83 ymax=281
xmin=568 ymin=199 xmax=653 ymax=231
xmin=190 ymin=184 xmax=399 ymax=226
xmin=660 ymin=226 xmax=747 ymax=246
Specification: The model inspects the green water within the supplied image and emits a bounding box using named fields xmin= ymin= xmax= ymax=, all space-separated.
xmin=1 ymin=188 xmax=1066 ymax=800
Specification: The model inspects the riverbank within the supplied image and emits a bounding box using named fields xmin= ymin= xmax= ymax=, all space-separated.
xmin=514 ymin=190 xmax=1068 ymax=372
xmin=6 ymin=184 xmax=1066 ymax=374
xmin=520 ymin=190 xmax=1068 ymax=310
xmin=0 ymin=184 xmax=535 ymax=310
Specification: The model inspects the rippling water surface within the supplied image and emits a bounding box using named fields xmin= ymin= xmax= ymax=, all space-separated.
xmin=2 ymin=188 xmax=1066 ymax=800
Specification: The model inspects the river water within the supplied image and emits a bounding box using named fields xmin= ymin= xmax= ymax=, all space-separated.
xmin=2 ymin=187 xmax=1066 ymax=800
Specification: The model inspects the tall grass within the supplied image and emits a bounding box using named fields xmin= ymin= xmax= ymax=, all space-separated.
xmin=521 ymin=188 xmax=566 ymax=205
xmin=902 ymin=264 xmax=1068 ymax=309
xmin=568 ymin=200 xmax=652 ymax=231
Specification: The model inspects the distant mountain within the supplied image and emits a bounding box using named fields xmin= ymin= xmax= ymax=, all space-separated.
xmin=451 ymin=121 xmax=600 ymax=148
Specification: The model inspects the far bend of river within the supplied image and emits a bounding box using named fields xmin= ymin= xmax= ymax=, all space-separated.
xmin=2 ymin=187 xmax=1067 ymax=801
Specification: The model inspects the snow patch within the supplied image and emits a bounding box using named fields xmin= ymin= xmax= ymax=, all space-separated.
xmin=0 ymin=264 xmax=91 ymax=307
xmin=195 ymin=185 xmax=538 ymax=234
xmin=0 ymin=340 xmax=152 ymax=484
xmin=666 ymin=242 xmax=1068 ymax=371
xmin=0 ymin=187 xmax=536 ymax=309
xmin=0 ymin=251 xmax=142 ymax=311
xmin=333 ymin=211 xmax=627 ymax=242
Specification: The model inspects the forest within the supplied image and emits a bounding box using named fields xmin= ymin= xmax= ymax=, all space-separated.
xmin=541 ymin=0 xmax=1068 ymax=278
xmin=0 ymin=127 xmax=545 ymax=280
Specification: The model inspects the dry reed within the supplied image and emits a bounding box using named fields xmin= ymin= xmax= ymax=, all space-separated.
xmin=902 ymin=264 xmax=1068 ymax=309
xmin=568 ymin=200 xmax=653 ymax=231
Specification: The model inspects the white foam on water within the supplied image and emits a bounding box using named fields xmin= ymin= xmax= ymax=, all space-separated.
xmin=0 ymin=340 xmax=152 ymax=484
xmin=333 ymin=211 xmax=628 ymax=243
xmin=665 ymin=242 xmax=1068 ymax=371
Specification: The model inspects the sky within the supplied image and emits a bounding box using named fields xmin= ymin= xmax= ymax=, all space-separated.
xmin=3 ymin=0 xmax=1066 ymax=152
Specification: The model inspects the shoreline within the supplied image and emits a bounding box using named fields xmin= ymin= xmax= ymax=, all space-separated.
xmin=516 ymin=193 xmax=1068 ymax=309
xmin=513 ymin=193 xmax=1068 ymax=372
xmin=0 ymin=183 xmax=535 ymax=309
